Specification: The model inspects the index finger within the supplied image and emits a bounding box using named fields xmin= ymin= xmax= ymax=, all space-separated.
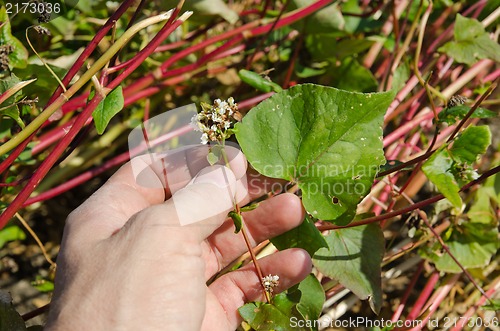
xmin=65 ymin=145 xmax=247 ymax=245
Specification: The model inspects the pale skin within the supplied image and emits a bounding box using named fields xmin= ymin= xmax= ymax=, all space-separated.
xmin=45 ymin=148 xmax=312 ymax=331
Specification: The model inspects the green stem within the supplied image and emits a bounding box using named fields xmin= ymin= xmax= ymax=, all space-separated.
xmin=219 ymin=141 xmax=271 ymax=303
xmin=0 ymin=11 xmax=173 ymax=157
xmin=26 ymin=26 xmax=66 ymax=92
xmin=413 ymin=0 xmax=447 ymax=103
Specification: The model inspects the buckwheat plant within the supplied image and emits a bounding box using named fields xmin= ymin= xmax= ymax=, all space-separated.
xmin=191 ymin=98 xmax=274 ymax=303
xmin=191 ymin=97 xmax=241 ymax=145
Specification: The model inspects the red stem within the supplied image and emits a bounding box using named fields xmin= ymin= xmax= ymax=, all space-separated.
xmin=0 ymin=15 xmax=186 ymax=229
xmin=0 ymin=0 xmax=136 ymax=176
xmin=449 ymin=277 xmax=500 ymax=331
xmin=406 ymin=271 xmax=440 ymax=320
xmin=391 ymin=261 xmax=424 ymax=322
xmin=406 ymin=274 xmax=461 ymax=331
xmin=0 ymin=95 xmax=104 ymax=229
xmin=46 ymin=0 xmax=137 ymax=106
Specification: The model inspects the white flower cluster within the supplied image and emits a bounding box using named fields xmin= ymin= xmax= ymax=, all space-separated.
xmin=191 ymin=97 xmax=241 ymax=144
xmin=262 ymin=274 xmax=280 ymax=293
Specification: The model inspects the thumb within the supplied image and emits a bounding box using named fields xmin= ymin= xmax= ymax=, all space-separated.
xmin=171 ymin=165 xmax=237 ymax=239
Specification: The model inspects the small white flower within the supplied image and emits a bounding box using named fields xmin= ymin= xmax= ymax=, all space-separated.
xmin=262 ymin=274 xmax=280 ymax=293
xmin=212 ymin=113 xmax=223 ymax=123
xmin=201 ymin=133 xmax=209 ymax=145
xmin=191 ymin=97 xmax=239 ymax=144
xmin=190 ymin=114 xmax=200 ymax=131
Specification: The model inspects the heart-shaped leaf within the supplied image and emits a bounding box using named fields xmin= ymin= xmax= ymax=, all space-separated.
xmin=235 ymin=84 xmax=394 ymax=224
xmin=313 ymin=223 xmax=384 ymax=314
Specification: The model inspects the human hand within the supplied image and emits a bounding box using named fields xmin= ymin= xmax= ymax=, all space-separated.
xmin=45 ymin=146 xmax=312 ymax=331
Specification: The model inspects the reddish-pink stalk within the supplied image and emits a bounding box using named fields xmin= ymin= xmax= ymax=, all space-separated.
xmin=122 ymin=0 xmax=334 ymax=96
xmin=45 ymin=0 xmax=138 ymax=107
xmin=449 ymin=277 xmax=500 ymax=331
xmin=385 ymin=1 xmax=490 ymax=121
xmin=483 ymin=68 xmax=500 ymax=82
xmin=238 ymin=92 xmax=274 ymax=110
xmin=0 ymin=94 xmax=105 ymax=229
xmin=32 ymin=118 xmax=93 ymax=155
xmin=406 ymin=274 xmax=461 ymax=331
xmin=406 ymin=271 xmax=440 ymax=320
xmin=0 ymin=15 xmax=187 ymax=229
xmin=211 ymin=45 xmax=246 ymax=62
xmin=24 ymin=151 xmax=128 ymax=206
xmin=0 ymin=135 xmax=33 ymax=174
xmin=153 ymin=40 xmax=188 ymax=53
xmin=0 ymin=0 xmax=137 ymax=175
xmin=384 ymin=112 xmax=434 ymax=147
xmin=58 ymin=1 xmax=332 ymax=117
xmin=32 ymin=20 xmax=188 ymax=156
xmin=391 ymin=261 xmax=424 ymax=322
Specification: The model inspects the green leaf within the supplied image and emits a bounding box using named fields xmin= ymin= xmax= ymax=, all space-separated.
xmin=271 ymin=216 xmax=328 ymax=257
xmin=31 ymin=279 xmax=54 ymax=293
xmin=207 ymin=152 xmax=219 ymax=166
xmin=239 ymin=300 xmax=302 ymax=331
xmin=438 ymin=14 xmax=500 ymax=65
xmin=0 ymin=74 xmax=24 ymax=128
xmin=421 ymin=223 xmax=498 ymax=273
xmin=293 ymin=275 xmax=325 ymax=326
xmin=0 ymin=7 xmax=28 ymax=69
xmin=0 ymin=291 xmax=27 ymax=331
xmin=294 ymin=64 xmax=327 ymax=79
xmin=391 ymin=62 xmax=410 ymax=92
xmin=229 ymin=211 xmax=242 ymax=234
xmin=482 ymin=299 xmax=500 ymax=311
xmin=13 ymin=64 xmax=68 ymax=107
xmin=449 ymin=126 xmax=491 ymax=164
xmin=468 ymin=166 xmax=499 ymax=224
xmin=240 ymin=203 xmax=259 ymax=212
xmin=325 ymin=57 xmax=378 ymax=93
xmin=0 ymin=225 xmax=26 ymax=249
xmin=238 ymin=70 xmax=282 ymax=93
xmin=239 ymin=275 xmax=324 ymax=331
xmin=422 ymin=147 xmax=462 ymax=208
xmin=289 ymin=0 xmax=345 ymax=33
xmin=235 ymin=84 xmax=394 ymax=223
xmin=438 ymin=105 xmax=497 ymax=125
xmin=313 ymin=224 xmax=385 ymax=313
xmin=305 ymin=35 xmax=375 ymax=61
xmin=423 ymin=126 xmax=491 ymax=208
xmin=92 ymin=86 xmax=124 ymax=135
